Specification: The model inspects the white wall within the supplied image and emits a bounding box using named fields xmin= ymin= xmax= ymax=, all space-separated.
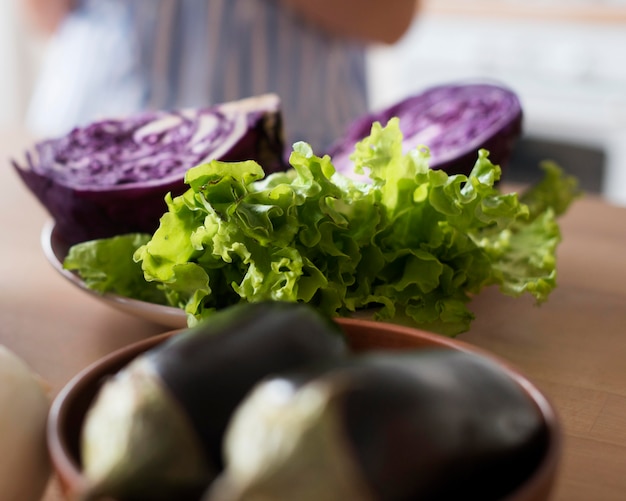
xmin=0 ymin=0 xmax=42 ymax=128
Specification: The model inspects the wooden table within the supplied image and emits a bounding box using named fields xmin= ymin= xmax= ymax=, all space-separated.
xmin=1 ymin=128 xmax=625 ymax=500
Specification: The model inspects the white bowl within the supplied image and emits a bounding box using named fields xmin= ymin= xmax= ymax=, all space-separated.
xmin=41 ymin=220 xmax=187 ymax=328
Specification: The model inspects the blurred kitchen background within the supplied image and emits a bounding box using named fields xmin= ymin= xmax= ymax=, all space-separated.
xmin=2 ymin=0 xmax=626 ymax=204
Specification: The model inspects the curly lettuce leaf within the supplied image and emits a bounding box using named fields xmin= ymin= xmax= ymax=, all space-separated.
xmin=63 ymin=118 xmax=579 ymax=335
xmin=63 ymin=233 xmax=167 ymax=304
xmin=128 ymin=118 xmax=578 ymax=335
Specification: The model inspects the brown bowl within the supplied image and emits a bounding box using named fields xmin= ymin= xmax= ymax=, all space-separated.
xmin=48 ymin=318 xmax=561 ymax=501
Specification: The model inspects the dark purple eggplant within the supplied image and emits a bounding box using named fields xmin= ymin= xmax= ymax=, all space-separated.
xmin=207 ymin=349 xmax=549 ymax=501
xmin=13 ymin=94 xmax=286 ymax=245
xmin=78 ymin=301 xmax=348 ymax=501
xmin=327 ymin=82 xmax=523 ymax=179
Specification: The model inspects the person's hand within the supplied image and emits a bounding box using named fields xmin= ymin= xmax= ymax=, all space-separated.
xmin=19 ymin=0 xmax=74 ymax=36
xmin=281 ymin=0 xmax=419 ymax=44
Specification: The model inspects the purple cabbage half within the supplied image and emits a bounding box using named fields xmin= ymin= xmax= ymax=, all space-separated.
xmin=13 ymin=94 xmax=286 ymax=245
xmin=326 ymin=82 xmax=523 ymax=178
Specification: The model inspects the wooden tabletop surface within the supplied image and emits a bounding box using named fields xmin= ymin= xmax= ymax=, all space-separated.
xmin=1 ymin=128 xmax=625 ymax=501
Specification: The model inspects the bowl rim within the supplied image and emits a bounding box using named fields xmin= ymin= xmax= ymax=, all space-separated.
xmin=47 ymin=317 xmax=561 ymax=501
xmin=41 ymin=219 xmax=187 ymax=329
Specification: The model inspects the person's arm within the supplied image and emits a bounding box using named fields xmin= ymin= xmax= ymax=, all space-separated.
xmin=281 ymin=0 xmax=419 ymax=44
xmin=19 ymin=0 xmax=73 ymax=36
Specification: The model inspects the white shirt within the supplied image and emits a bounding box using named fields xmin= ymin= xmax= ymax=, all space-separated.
xmin=26 ymin=0 xmax=369 ymax=153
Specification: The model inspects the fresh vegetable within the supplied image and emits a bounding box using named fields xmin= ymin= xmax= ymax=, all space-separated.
xmin=326 ymin=82 xmax=522 ymax=179
xmin=117 ymin=118 xmax=576 ymax=335
xmin=0 ymin=346 xmax=51 ymax=501
xmin=79 ymin=302 xmax=348 ymax=501
xmin=207 ymin=349 xmax=548 ymax=501
xmin=63 ymin=232 xmax=167 ymax=304
xmin=13 ymin=94 xmax=286 ymax=245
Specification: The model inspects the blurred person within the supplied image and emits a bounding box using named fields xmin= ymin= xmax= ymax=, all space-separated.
xmin=20 ymin=0 xmax=418 ymax=152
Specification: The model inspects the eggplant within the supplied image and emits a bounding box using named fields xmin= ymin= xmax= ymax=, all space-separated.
xmin=207 ymin=349 xmax=549 ymax=501
xmin=327 ymin=82 xmax=523 ymax=179
xmin=79 ymin=301 xmax=348 ymax=501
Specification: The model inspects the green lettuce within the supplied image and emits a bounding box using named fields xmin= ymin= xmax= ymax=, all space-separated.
xmin=65 ymin=119 xmax=580 ymax=335
xmin=63 ymin=233 xmax=167 ymax=304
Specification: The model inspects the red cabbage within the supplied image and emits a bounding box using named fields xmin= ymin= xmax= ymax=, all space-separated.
xmin=327 ymin=82 xmax=523 ymax=178
xmin=13 ymin=94 xmax=286 ymax=245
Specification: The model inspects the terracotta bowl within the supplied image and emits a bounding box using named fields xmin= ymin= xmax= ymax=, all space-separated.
xmin=48 ymin=318 xmax=561 ymax=501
